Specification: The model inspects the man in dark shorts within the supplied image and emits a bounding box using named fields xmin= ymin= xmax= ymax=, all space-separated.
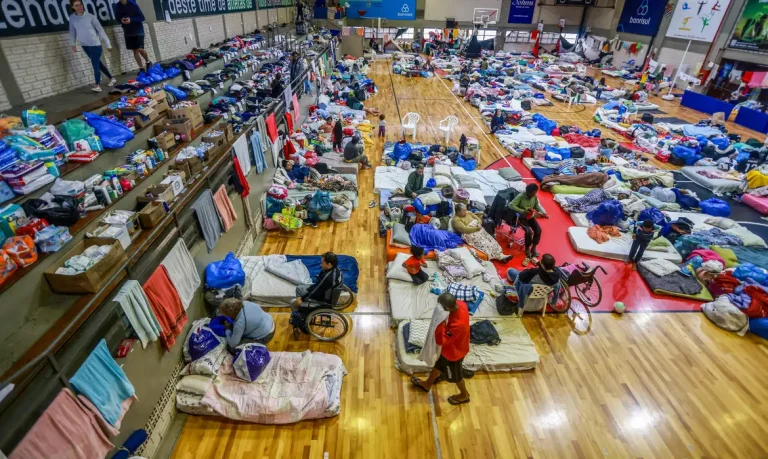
xmin=114 ymin=0 xmax=150 ymax=72
xmin=411 ymin=293 xmax=471 ymax=405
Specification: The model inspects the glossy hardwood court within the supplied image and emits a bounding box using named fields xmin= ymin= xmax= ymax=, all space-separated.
xmin=170 ymin=59 xmax=768 ymax=459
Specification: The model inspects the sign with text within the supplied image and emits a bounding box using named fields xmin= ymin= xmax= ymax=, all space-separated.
xmin=507 ymin=0 xmax=535 ymax=24
xmin=616 ymin=0 xmax=667 ymax=35
xmin=154 ymin=0 xmax=255 ymax=20
xmin=0 ymin=0 xmax=118 ymax=37
xmin=728 ymin=0 xmax=768 ymax=53
xmin=257 ymin=0 xmax=294 ymax=8
xmin=346 ymin=0 xmax=415 ymax=20
xmin=665 ymin=0 xmax=732 ymax=42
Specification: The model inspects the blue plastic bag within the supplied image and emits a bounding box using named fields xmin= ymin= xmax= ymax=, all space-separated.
xmin=533 ymin=114 xmax=557 ymax=135
xmin=426 ymin=178 xmax=436 ymax=188
xmin=587 ymin=200 xmax=623 ymax=226
xmin=233 ymin=343 xmax=271 ymax=382
xmin=733 ymin=263 xmax=768 ymax=285
xmin=83 ymin=112 xmax=134 ymax=149
xmin=457 ymin=155 xmax=476 ymax=171
xmin=165 ymin=66 xmax=181 ymax=78
xmin=700 ymin=198 xmax=730 ymax=217
xmin=205 ymin=252 xmax=246 ymax=289
xmin=308 ymin=190 xmax=333 ymax=221
xmin=392 ymin=142 xmax=412 ymax=161
xmin=710 ymin=137 xmax=729 ymax=150
xmin=672 ymin=145 xmax=699 ymax=165
xmin=163 ymin=84 xmax=187 ymax=100
xmin=266 ymin=196 xmax=284 ymax=216
xmin=749 ymin=318 xmax=768 ymax=340
xmin=183 ymin=320 xmax=224 ymax=362
xmin=638 ymin=207 xmax=667 ymax=227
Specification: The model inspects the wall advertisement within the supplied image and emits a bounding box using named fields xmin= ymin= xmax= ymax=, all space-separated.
xmin=665 ymin=0 xmax=732 ymax=42
xmin=616 ymin=0 xmax=667 ymax=36
xmin=345 ymin=0 xmax=416 ymax=20
xmin=728 ymin=0 xmax=768 ymax=52
xmin=507 ymin=0 xmax=535 ymax=24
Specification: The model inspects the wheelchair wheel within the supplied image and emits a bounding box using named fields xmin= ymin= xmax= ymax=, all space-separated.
xmin=575 ymin=277 xmax=602 ymax=308
xmin=548 ymin=280 xmax=572 ymax=313
xmin=306 ymin=309 xmax=349 ymax=342
xmin=332 ymin=285 xmax=355 ymax=310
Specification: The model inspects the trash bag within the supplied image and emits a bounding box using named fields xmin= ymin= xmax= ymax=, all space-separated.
xmin=709 ymin=137 xmax=730 ymax=150
xmin=205 ymin=252 xmax=246 ymax=289
xmin=83 ymin=112 xmax=134 ymax=149
xmin=672 ymin=145 xmax=699 ymax=166
xmin=700 ymin=198 xmax=730 ymax=217
xmin=750 ymin=317 xmax=768 ymax=340
xmin=331 ymin=201 xmax=352 ymax=222
xmin=457 ymin=155 xmax=476 ymax=171
xmin=733 ymin=263 xmax=768 ymax=285
xmin=586 ymin=199 xmax=623 ymax=226
xmin=59 ymin=119 xmax=95 ymax=149
xmin=183 ymin=318 xmax=225 ymax=363
xmin=165 ymin=66 xmax=181 ymax=78
xmin=163 ymin=84 xmax=187 ymax=100
xmin=233 ymin=343 xmax=271 ymax=382
xmin=21 ymin=199 xmax=79 ymax=227
xmin=308 ymin=191 xmax=333 ymax=221
xmin=638 ymin=207 xmax=667 ymax=227
xmin=265 ymin=195 xmax=284 ymax=216
xmin=392 ymin=142 xmax=412 ymax=161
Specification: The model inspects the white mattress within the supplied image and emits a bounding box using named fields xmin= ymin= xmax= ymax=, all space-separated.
xmin=662 ymin=211 xmax=716 ymax=230
xmin=571 ymin=213 xmax=589 ymax=227
xmin=394 ymin=319 xmax=540 ymax=374
xmin=374 ymin=166 xmax=434 ymax=194
xmin=240 ymin=256 xmax=299 ymax=306
xmin=680 ymin=166 xmax=743 ymax=195
xmin=387 ymin=260 xmax=504 ymax=322
xmin=468 ymin=170 xmax=526 ymax=198
xmin=634 ymin=102 xmax=660 ymax=111
xmin=567 ymin=226 xmax=682 ymax=263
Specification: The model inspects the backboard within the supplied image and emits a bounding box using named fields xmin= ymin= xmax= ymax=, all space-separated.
xmin=473 ymin=8 xmax=499 ymax=27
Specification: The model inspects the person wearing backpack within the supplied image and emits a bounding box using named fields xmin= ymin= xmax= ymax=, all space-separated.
xmin=114 ymin=0 xmax=150 ymax=72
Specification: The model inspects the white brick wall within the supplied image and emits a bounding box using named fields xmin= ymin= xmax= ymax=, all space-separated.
xmin=0 ymin=80 xmax=10 ymax=112
xmin=195 ymin=16 xmax=226 ymax=47
xmin=152 ymin=19 xmax=197 ymax=61
xmin=224 ymin=13 xmax=244 ymax=37
xmin=243 ymin=12 xmax=258 ymax=33
xmin=109 ymin=25 xmax=157 ymax=73
xmin=257 ymin=10 xmax=269 ymax=28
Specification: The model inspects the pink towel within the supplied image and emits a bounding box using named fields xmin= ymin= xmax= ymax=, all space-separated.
xmin=10 ymin=389 xmax=113 ymax=459
xmin=748 ymin=71 xmax=767 ymax=88
xmin=213 ymin=185 xmax=237 ymax=232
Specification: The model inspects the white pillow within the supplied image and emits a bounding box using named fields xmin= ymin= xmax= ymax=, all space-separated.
xmin=725 ymin=226 xmax=768 ymax=248
xmin=182 ymin=346 xmax=228 ymax=376
xmin=387 ymin=252 xmax=415 ymax=282
xmin=448 ymin=247 xmax=484 ymax=278
xmin=432 ymin=175 xmax=452 ymax=188
xmin=705 ymin=217 xmax=740 ymax=230
xmin=176 ymin=375 xmax=215 ymax=395
xmin=419 ymin=191 xmax=441 ymax=206
xmin=407 ymin=320 xmax=430 ymax=347
xmin=434 ymin=164 xmax=451 ymax=177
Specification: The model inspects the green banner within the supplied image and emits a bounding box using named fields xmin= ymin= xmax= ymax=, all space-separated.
xmin=729 ymin=0 xmax=768 ymax=53
xmin=258 ymin=0 xmax=295 ymax=8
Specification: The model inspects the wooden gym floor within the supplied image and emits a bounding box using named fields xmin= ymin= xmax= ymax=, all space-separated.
xmin=170 ymin=60 xmax=768 ymax=459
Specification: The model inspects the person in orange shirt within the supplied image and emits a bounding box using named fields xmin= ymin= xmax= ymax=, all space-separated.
xmin=403 ymin=246 xmax=429 ymax=284
xmin=411 ymin=293 xmax=471 ymax=405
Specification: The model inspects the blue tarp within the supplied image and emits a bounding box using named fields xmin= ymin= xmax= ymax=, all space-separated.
xmin=286 ymin=255 xmax=360 ymax=293
xmin=408 ymin=224 xmax=464 ymax=253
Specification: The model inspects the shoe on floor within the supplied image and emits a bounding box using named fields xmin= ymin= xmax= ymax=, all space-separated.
xmin=368 ymin=200 xmax=376 ymax=208
xmin=108 ymin=78 xmax=117 ymax=87
xmin=530 ymin=257 xmax=539 ymax=265
xmin=310 ymin=221 xmax=318 ymax=228
xmin=91 ymin=85 xmax=102 ymax=92
xmin=522 ymin=257 xmax=530 ymax=267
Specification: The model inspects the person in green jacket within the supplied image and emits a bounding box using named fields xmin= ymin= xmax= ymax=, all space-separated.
xmin=405 ymin=164 xmax=432 ymax=198
xmin=508 ymin=183 xmax=548 ymax=266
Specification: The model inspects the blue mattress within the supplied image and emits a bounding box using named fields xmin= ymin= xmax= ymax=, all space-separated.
xmin=532 ymin=167 xmax=555 ymax=182
xmin=285 ymin=255 xmax=359 ymax=292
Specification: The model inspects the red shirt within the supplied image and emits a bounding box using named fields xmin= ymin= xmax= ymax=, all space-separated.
xmin=435 ymin=301 xmax=470 ymax=361
xmin=403 ymin=256 xmax=425 ymax=275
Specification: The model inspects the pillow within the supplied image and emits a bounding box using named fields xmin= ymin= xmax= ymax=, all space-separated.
xmin=434 ymin=164 xmax=451 ymax=177
xmin=725 ymin=226 xmax=767 ymax=248
xmin=182 ymin=347 xmax=228 ymax=376
xmin=419 ymin=191 xmax=442 ymax=206
xmin=498 ymin=167 xmax=522 ymax=181
xmin=705 ymin=217 xmax=741 ymax=230
xmin=448 ymin=247 xmax=484 ymax=278
xmin=432 ymin=175 xmax=452 ymax=188
xmin=390 ymin=223 xmax=411 ymax=248
xmin=407 ymin=320 xmax=430 ymax=347
xmin=638 ymin=259 xmax=680 ymax=277
xmin=176 ymin=375 xmax=215 ymax=395
xmin=710 ymin=245 xmax=738 ymax=268
xmin=450 ymin=166 xmax=469 ymax=177
xmin=387 ymin=252 xmax=415 ymax=282
xmin=647 ymin=236 xmax=672 ymax=252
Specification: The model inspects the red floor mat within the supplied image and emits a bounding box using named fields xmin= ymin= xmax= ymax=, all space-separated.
xmin=484 ymin=155 xmax=701 ymax=313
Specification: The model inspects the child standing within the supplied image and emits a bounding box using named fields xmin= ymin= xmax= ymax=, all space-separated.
xmin=378 ymin=114 xmax=386 ymax=138
xmin=403 ymin=246 xmax=429 ymax=284
xmin=628 ymin=219 xmax=657 ymax=264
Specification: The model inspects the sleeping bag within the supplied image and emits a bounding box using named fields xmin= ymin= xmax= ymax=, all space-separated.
xmin=409 ymin=224 xmax=464 ymax=253
xmin=587 ymin=200 xmax=623 ymax=226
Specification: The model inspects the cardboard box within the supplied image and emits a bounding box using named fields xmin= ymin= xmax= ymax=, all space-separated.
xmin=151 ymin=90 xmax=170 ymax=113
xmin=176 ymin=156 xmax=203 ymax=176
xmin=203 ymin=132 xmax=226 ymax=154
xmin=169 ymin=101 xmax=204 ymax=130
xmin=223 ymin=123 xmax=234 ymax=143
xmin=155 ymin=119 xmax=194 ymax=142
xmin=164 ymin=168 xmax=186 ymax=183
xmin=138 ymin=202 xmax=166 ymax=229
xmin=168 ymin=162 xmax=192 ymax=181
xmin=88 ymin=224 xmax=132 ymax=250
xmin=137 ymin=184 xmax=175 ymax=204
xmin=129 ymin=108 xmax=161 ymax=129
xmin=160 ymin=175 xmax=184 ymax=197
xmin=44 ymin=240 xmax=127 ymax=293
xmin=100 ymin=211 xmax=140 ymax=239
xmin=149 ymin=130 xmax=176 ymax=151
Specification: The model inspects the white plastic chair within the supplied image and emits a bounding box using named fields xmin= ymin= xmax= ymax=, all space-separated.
xmin=401 ymin=112 xmax=420 ymax=140
xmin=438 ymin=116 xmax=459 ymax=143
xmin=527 ymin=284 xmax=554 ymax=316
xmin=576 ymin=64 xmax=587 ymax=77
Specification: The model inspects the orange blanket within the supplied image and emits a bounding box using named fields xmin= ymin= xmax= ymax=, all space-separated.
xmin=143 ymin=265 xmax=187 ymax=350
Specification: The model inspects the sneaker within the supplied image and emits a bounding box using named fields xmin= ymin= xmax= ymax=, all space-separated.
xmin=310 ymin=221 xmax=318 ymax=228
xmin=108 ymin=78 xmax=117 ymax=87
xmin=522 ymin=257 xmax=530 ymax=267
xmin=91 ymin=85 xmax=102 ymax=92
xmin=531 ymin=257 xmax=539 ymax=265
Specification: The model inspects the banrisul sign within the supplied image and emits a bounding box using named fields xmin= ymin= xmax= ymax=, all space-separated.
xmin=155 ymin=0 xmax=256 ymax=20
xmin=0 ymin=0 xmax=118 ymax=37
xmin=257 ymin=0 xmax=294 ymax=7
xmin=616 ymin=0 xmax=667 ymax=36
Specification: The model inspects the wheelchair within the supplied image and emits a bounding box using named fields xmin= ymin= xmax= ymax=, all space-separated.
xmin=290 ymin=285 xmax=355 ymax=342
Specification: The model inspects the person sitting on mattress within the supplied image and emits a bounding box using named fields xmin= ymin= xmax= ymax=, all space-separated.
xmin=282 ymin=160 xmax=311 ymax=183
xmin=403 ymin=246 xmax=429 ymax=284
xmin=291 ymin=252 xmax=343 ymax=308
xmin=452 ymin=203 xmax=512 ymax=262
xmin=405 ymin=164 xmax=433 ymax=198
xmin=219 ymin=298 xmax=276 ymax=349
xmin=508 ymin=183 xmax=548 ymax=266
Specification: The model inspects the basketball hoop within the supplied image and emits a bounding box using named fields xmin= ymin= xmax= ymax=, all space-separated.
xmin=480 ymin=15 xmax=490 ymax=29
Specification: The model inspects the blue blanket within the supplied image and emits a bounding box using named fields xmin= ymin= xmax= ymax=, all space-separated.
xmin=409 ymin=224 xmax=464 ymax=254
xmin=70 ymin=339 xmax=135 ymax=426
xmin=532 ymin=167 xmax=555 ymax=182
xmin=286 ymin=255 xmax=359 ymax=293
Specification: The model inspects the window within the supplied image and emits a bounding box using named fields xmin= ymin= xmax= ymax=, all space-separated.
xmin=505 ymin=31 xmax=534 ymax=43
xmin=365 ymin=27 xmax=414 ymax=40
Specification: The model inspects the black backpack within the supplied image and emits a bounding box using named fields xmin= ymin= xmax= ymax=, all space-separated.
xmin=641 ymin=113 xmax=654 ymax=124
xmin=470 ymin=320 xmax=502 ymax=345
xmin=570 ymin=147 xmax=585 ymax=159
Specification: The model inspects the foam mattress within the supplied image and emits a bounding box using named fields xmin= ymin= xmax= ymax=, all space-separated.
xmin=394 ymin=319 xmax=539 ymax=374
xmin=742 ymin=194 xmax=768 ymax=215
xmin=567 ymin=226 xmax=683 ymax=263
xmin=680 ymin=166 xmax=743 ymax=195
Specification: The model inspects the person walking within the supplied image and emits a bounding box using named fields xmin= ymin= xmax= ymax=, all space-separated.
xmin=69 ymin=0 xmax=116 ymax=92
xmin=114 ymin=0 xmax=150 ymax=72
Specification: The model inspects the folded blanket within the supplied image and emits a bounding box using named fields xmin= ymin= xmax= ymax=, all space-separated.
xmin=161 ymin=239 xmax=201 ymax=311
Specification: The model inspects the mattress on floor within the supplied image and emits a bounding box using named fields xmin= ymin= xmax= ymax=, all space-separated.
xmin=374 ymin=166 xmax=434 ymax=194
xmin=394 ymin=319 xmax=539 ymax=374
xmin=176 ymin=392 xmax=217 ymax=417
xmin=567 ymin=226 xmax=683 ymax=263
xmin=385 ymin=230 xmax=489 ymax=262
xmin=637 ymin=264 xmax=713 ymax=301
xmin=634 ymin=102 xmax=660 ymax=111
xmin=522 ymin=158 xmax=561 ymax=170
xmin=571 ymin=213 xmax=589 ymax=227
xmin=742 ymin=193 xmax=768 ymax=215
xmin=318 ymin=152 xmax=360 ymax=175
xmin=388 ymin=260 xmax=503 ymax=322
xmin=662 ymin=211 xmax=716 ymax=230
xmin=532 ymin=167 xmax=555 ymax=182
xmin=469 ymin=170 xmax=525 ymax=198
xmin=240 ymin=256 xmax=302 ymax=306
xmin=680 ymin=167 xmax=743 ymax=195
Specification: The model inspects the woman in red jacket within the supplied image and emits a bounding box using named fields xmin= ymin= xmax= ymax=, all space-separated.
xmin=411 ymin=293 xmax=471 ymax=405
